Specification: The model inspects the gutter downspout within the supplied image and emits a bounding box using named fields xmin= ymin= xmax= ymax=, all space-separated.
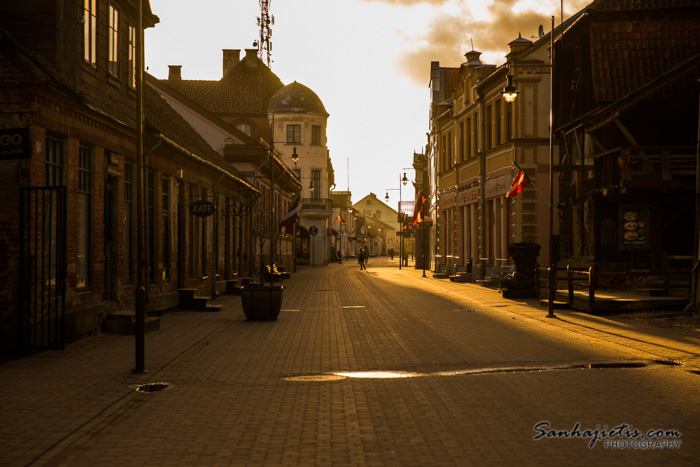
xmin=478 ymin=91 xmax=487 ymax=280
xmin=211 ymin=172 xmax=225 ymax=297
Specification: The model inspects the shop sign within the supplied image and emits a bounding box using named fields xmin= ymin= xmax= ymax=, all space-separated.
xmin=486 ymin=174 xmax=510 ymax=199
xmin=190 ymin=200 xmax=216 ymax=218
xmin=619 ymin=205 xmax=650 ymax=250
xmin=0 ymin=128 xmax=30 ymax=160
xmin=459 ymin=187 xmax=479 ymax=205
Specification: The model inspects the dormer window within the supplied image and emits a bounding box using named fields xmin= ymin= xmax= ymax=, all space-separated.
xmin=236 ymin=123 xmax=251 ymax=136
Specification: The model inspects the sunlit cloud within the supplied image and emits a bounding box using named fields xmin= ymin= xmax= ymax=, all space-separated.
xmin=362 ymin=0 xmax=592 ymax=85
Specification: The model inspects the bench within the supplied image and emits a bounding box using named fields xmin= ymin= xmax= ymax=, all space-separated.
xmin=265 ymin=264 xmax=291 ymax=282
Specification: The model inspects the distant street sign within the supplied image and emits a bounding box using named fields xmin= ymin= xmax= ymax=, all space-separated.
xmin=309 ymin=225 xmax=319 ymax=236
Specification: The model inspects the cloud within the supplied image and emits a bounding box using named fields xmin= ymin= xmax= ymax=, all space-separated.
xmin=361 ymin=0 xmax=592 ymax=85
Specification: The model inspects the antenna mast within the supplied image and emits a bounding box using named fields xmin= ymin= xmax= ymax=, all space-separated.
xmin=256 ymin=0 xmax=273 ymax=68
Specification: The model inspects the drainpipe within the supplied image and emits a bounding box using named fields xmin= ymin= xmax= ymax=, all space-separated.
xmin=478 ymin=91 xmax=487 ymax=280
xmin=211 ymin=172 xmax=225 ymax=297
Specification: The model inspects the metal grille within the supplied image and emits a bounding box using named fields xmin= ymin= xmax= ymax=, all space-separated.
xmin=19 ymin=186 xmax=67 ymax=351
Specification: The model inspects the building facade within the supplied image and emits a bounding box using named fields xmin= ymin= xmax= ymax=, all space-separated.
xmin=0 ymin=1 xmax=266 ymax=351
xmin=429 ymin=30 xmax=558 ymax=279
xmin=268 ymin=82 xmax=334 ymax=267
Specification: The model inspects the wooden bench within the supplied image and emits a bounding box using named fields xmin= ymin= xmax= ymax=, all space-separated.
xmin=265 ymin=264 xmax=291 ymax=282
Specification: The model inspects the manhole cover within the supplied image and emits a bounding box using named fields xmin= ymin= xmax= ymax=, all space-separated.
xmin=283 ymin=375 xmax=346 ymax=382
xmin=133 ymin=382 xmax=170 ymax=393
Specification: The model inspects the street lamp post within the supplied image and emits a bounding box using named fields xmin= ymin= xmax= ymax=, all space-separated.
xmin=501 ymin=16 xmax=556 ymax=318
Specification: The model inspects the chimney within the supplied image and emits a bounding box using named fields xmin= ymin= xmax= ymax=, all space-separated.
xmin=168 ymin=65 xmax=182 ymax=80
xmin=222 ymin=49 xmax=240 ymax=77
xmin=244 ymin=49 xmax=259 ymax=67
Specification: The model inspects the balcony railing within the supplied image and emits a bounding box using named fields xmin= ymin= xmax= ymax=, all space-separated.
xmin=301 ymin=198 xmax=332 ymax=211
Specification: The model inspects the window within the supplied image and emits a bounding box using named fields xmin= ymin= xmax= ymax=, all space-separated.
xmin=506 ymin=101 xmax=513 ymax=141
xmin=44 ymin=138 xmax=64 ymax=295
xmin=495 ymin=99 xmax=502 ymax=146
xmin=486 ymin=105 xmax=493 ymax=150
xmin=447 ymin=131 xmax=453 ymax=166
xmin=473 ymin=111 xmax=478 ymax=153
xmin=236 ymin=123 xmax=251 ymax=136
xmin=108 ymin=5 xmax=119 ymax=76
xmin=466 ymin=117 xmax=472 ymax=158
xmin=83 ymin=0 xmax=97 ymax=67
xmin=128 ymin=25 xmax=136 ymax=88
xmin=311 ymin=125 xmax=321 ymax=145
xmin=287 ymin=124 xmax=301 ymax=144
xmin=440 ymin=135 xmax=446 ymax=171
xmin=162 ymin=177 xmax=170 ymax=281
xmin=311 ymin=170 xmax=321 ymax=199
xmin=375 ymin=211 xmax=381 ymax=219
xmin=45 ymin=138 xmax=64 ymax=186
xmin=123 ymin=163 xmax=133 ymax=284
xmin=77 ymin=147 xmax=92 ymax=288
xmin=458 ymin=122 xmax=465 ymax=162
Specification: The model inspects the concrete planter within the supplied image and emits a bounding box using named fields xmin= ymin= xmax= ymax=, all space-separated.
xmin=241 ymin=285 xmax=284 ymax=321
xmin=502 ymin=242 xmax=541 ymax=298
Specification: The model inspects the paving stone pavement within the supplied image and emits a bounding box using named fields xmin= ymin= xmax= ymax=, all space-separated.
xmin=1 ymin=258 xmax=699 ymax=466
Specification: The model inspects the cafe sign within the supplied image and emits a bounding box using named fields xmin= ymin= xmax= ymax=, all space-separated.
xmin=190 ymin=200 xmax=216 ymax=218
xmin=0 ymin=128 xmax=30 ymax=160
xmin=619 ymin=205 xmax=650 ymax=250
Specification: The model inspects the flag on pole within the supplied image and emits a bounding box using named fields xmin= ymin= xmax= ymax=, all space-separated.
xmin=412 ymin=192 xmax=427 ymax=226
xmin=505 ymin=170 xmax=529 ymax=198
xmin=336 ymin=214 xmax=346 ymax=224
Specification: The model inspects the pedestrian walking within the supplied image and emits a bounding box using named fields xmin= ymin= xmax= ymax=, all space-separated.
xmin=358 ymin=248 xmax=366 ymax=270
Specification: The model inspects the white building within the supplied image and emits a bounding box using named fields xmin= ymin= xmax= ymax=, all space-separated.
xmin=268 ymin=82 xmax=334 ymax=266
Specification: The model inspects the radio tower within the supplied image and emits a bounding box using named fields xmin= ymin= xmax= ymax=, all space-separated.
xmin=256 ymin=0 xmax=273 ymax=68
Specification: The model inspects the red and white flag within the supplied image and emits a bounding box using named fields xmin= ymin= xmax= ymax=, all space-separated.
xmin=505 ymin=171 xmax=529 ymax=198
xmin=412 ymin=192 xmax=426 ymax=226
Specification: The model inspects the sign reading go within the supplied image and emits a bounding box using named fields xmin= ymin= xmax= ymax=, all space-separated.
xmin=190 ymin=200 xmax=216 ymax=218
xmin=0 ymin=128 xmax=30 ymax=160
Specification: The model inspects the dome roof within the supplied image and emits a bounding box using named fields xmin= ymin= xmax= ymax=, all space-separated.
xmin=268 ymin=81 xmax=328 ymax=116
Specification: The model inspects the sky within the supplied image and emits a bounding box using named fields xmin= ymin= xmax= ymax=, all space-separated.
xmin=146 ymin=0 xmax=591 ymax=205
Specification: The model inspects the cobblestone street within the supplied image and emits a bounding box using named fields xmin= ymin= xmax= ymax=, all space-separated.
xmin=1 ymin=258 xmax=699 ymax=466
